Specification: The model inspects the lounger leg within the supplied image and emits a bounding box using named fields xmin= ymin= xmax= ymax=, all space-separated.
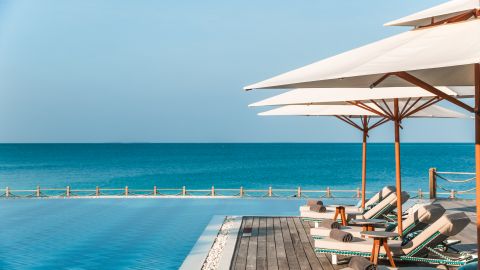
xmin=382 ymin=240 xmax=396 ymax=268
xmin=331 ymin=254 xmax=338 ymax=265
xmin=372 ymin=239 xmax=380 ymax=265
xmin=340 ymin=208 xmax=347 ymax=226
xmin=333 ymin=208 xmax=339 ymax=221
xmin=370 ymin=239 xmax=377 ymax=262
xmin=314 ymin=221 xmax=319 ymax=228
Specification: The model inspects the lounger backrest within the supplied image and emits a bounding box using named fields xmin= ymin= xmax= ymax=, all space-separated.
xmin=401 ymin=212 xmax=470 ymax=257
xmin=364 ymin=186 xmax=396 ymax=208
xmin=402 ymin=204 xmax=446 ymax=236
xmin=363 ymin=191 xmax=410 ymax=219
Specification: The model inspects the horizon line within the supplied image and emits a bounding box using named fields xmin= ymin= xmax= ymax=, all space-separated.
xmin=0 ymin=141 xmax=474 ymax=144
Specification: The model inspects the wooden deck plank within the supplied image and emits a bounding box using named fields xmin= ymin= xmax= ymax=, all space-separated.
xmin=280 ymin=217 xmax=301 ymax=270
xmin=287 ymin=218 xmax=312 ymax=270
xmin=300 ymin=218 xmax=335 ymax=270
xmin=293 ymin=218 xmax=323 ymax=270
xmin=256 ymin=217 xmax=267 ymax=270
xmin=266 ymin=217 xmax=279 ymax=270
xmin=234 ymin=216 xmax=253 ymax=270
xmin=230 ymin=215 xmax=246 ymax=269
xmin=273 ymin=218 xmax=289 ymax=270
xmin=246 ymin=217 xmax=259 ymax=270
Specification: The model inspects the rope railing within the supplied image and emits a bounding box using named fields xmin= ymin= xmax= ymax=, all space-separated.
xmin=8 ymin=168 xmax=478 ymax=201
xmin=429 ymin=168 xmax=476 ymax=199
xmin=0 ymin=185 xmax=429 ymax=200
xmin=435 ymin=173 xmax=475 ymax=183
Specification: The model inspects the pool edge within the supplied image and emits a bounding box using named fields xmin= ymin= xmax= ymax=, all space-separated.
xmin=180 ymin=215 xmax=241 ymax=270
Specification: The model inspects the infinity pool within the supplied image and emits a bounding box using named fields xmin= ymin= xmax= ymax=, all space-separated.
xmin=0 ymin=198 xmax=355 ymax=269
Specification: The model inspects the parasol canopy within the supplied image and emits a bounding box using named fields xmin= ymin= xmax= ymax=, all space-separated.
xmin=258 ymin=103 xmax=468 ymax=119
xmin=249 ymin=87 xmax=473 ymax=107
xmin=244 ymin=19 xmax=480 ymax=90
xmin=385 ymin=0 xmax=480 ymax=27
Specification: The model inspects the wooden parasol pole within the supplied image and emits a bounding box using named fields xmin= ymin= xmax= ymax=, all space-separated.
xmin=361 ymin=116 xmax=368 ymax=208
xmin=474 ymin=63 xmax=480 ymax=260
xmin=393 ymin=98 xmax=403 ymax=236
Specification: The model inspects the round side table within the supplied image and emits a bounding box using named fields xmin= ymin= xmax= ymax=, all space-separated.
xmin=360 ymin=231 xmax=399 ymax=267
xmin=350 ymin=218 xmax=386 ymax=235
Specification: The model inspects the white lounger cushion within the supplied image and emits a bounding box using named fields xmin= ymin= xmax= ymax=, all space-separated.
xmin=299 ymin=186 xmax=395 ymax=213
xmin=364 ymin=186 xmax=396 ymax=208
xmin=311 ymin=225 xmax=368 ymax=238
xmin=301 ymin=191 xmax=408 ymax=220
xmin=314 ymin=213 xmax=470 ymax=260
xmin=300 ymin=207 xmax=363 ymax=219
xmin=314 ymin=236 xmax=404 ymax=256
xmin=310 ymin=204 xmax=445 ymax=238
xmin=402 ymin=204 xmax=445 ymax=234
xmin=363 ymin=191 xmax=409 ymax=219
xmin=299 ymin=205 xmax=360 ymax=213
xmin=401 ymin=212 xmax=470 ymax=256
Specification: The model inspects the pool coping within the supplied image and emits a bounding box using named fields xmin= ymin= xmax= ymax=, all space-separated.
xmin=217 ymin=217 xmax=242 ymax=270
xmin=180 ymin=215 xmax=242 ymax=270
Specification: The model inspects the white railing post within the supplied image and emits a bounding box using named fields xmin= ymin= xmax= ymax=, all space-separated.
xmin=450 ymin=189 xmax=455 ymax=199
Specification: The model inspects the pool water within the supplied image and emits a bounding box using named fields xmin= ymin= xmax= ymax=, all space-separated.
xmin=0 ymin=198 xmax=352 ymax=269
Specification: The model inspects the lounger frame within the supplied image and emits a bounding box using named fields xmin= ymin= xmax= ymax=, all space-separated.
xmin=313 ymin=232 xmax=476 ymax=267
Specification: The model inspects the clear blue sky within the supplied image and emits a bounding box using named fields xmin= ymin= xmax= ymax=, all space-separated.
xmin=0 ymin=0 xmax=473 ymax=143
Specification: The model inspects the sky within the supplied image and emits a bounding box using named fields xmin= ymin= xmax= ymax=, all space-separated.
xmin=0 ymin=0 xmax=473 ymax=143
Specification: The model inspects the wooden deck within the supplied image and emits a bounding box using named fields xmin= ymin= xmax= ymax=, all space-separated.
xmin=230 ymin=200 xmax=477 ymax=270
xmin=230 ymin=217 xmax=339 ymax=270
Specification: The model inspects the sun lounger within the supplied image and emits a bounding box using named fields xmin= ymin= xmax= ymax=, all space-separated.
xmin=314 ymin=212 xmax=475 ymax=267
xmin=299 ymin=186 xmax=396 ymax=213
xmin=302 ymin=191 xmax=410 ymax=226
xmin=310 ymin=204 xmax=445 ymax=238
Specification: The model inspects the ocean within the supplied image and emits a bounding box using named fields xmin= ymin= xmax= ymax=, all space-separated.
xmin=0 ymin=143 xmax=474 ymax=193
xmin=0 ymin=143 xmax=474 ymax=269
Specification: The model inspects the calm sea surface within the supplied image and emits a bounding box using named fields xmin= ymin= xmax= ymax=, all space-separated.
xmin=0 ymin=143 xmax=474 ymax=192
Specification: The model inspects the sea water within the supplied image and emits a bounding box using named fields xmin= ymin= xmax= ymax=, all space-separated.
xmin=0 ymin=143 xmax=474 ymax=192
